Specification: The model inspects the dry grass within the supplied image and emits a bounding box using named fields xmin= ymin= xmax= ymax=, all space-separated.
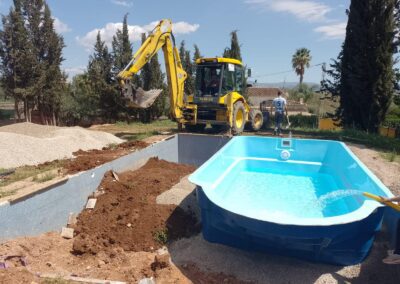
xmin=91 ymin=119 xmax=177 ymax=141
xmin=0 ymin=160 xmax=64 ymax=188
xmin=380 ymin=149 xmax=400 ymax=163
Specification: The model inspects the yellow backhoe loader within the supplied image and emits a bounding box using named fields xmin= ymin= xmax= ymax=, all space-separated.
xmin=118 ymin=19 xmax=263 ymax=134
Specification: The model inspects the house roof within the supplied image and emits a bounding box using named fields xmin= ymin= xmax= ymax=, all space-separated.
xmin=247 ymin=87 xmax=287 ymax=99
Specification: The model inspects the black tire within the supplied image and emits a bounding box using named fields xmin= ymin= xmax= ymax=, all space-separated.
xmin=185 ymin=123 xmax=206 ymax=132
xmin=232 ymin=101 xmax=246 ymax=135
xmin=249 ymin=109 xmax=264 ymax=131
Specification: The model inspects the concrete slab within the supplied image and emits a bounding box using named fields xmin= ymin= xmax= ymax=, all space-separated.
xmin=156 ymin=175 xmax=200 ymax=220
xmin=86 ymin=198 xmax=97 ymax=209
xmin=60 ymin=227 xmax=74 ymax=239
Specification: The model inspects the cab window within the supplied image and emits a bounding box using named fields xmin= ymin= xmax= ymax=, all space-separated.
xmin=235 ymin=66 xmax=244 ymax=92
xmin=195 ymin=65 xmax=222 ymax=96
xmin=221 ymin=64 xmax=235 ymax=94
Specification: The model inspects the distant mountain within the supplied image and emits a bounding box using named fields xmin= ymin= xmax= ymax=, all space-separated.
xmin=248 ymin=81 xmax=320 ymax=90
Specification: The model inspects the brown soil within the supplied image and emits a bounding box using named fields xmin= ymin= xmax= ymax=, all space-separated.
xmin=65 ymin=140 xmax=148 ymax=174
xmin=0 ymin=268 xmax=39 ymax=283
xmin=0 ymin=232 xmax=247 ymax=284
xmin=72 ymin=158 xmax=198 ymax=255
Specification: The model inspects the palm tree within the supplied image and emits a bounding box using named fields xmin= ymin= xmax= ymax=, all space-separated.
xmin=292 ymin=48 xmax=312 ymax=85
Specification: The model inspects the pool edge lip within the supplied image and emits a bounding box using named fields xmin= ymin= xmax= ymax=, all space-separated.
xmin=189 ymin=136 xmax=391 ymax=227
xmin=197 ymin=184 xmax=382 ymax=226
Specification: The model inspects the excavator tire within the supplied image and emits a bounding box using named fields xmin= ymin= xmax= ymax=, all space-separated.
xmin=185 ymin=123 xmax=206 ymax=132
xmin=249 ymin=109 xmax=264 ymax=131
xmin=232 ymin=101 xmax=246 ymax=135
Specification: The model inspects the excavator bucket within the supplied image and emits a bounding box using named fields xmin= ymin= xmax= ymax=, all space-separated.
xmin=122 ymin=83 xmax=163 ymax=109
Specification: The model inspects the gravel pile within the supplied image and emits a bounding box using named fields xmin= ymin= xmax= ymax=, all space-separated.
xmin=0 ymin=123 xmax=124 ymax=169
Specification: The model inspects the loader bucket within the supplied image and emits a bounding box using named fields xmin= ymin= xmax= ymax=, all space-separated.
xmin=122 ymin=83 xmax=163 ymax=109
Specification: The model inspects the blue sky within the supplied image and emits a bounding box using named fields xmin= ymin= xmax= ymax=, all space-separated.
xmin=0 ymin=0 xmax=350 ymax=84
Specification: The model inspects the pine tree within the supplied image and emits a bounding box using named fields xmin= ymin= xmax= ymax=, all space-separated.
xmin=139 ymin=33 xmax=166 ymax=122
xmin=179 ymin=41 xmax=187 ymax=71
xmin=0 ymin=0 xmax=65 ymax=124
xmin=222 ymin=31 xmax=242 ymax=61
xmin=340 ymin=0 xmax=395 ymax=132
xmin=0 ymin=2 xmax=34 ymax=121
xmin=87 ymin=32 xmax=116 ymax=120
xmin=321 ymin=51 xmax=343 ymax=99
xmin=184 ymin=50 xmax=195 ymax=95
xmin=37 ymin=3 xmax=65 ymax=125
xmin=229 ymin=30 xmax=242 ymax=61
xmin=112 ymin=14 xmax=132 ymax=78
xmin=193 ymin=44 xmax=201 ymax=61
xmin=140 ymin=33 xmax=152 ymax=90
xmin=222 ymin=47 xmax=231 ymax=58
xmin=177 ymin=41 xmax=195 ymax=95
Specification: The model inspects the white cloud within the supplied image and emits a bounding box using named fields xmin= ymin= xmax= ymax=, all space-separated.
xmin=111 ymin=0 xmax=133 ymax=7
xmin=314 ymin=22 xmax=346 ymax=40
xmin=245 ymin=0 xmax=331 ymax=22
xmin=64 ymin=66 xmax=86 ymax=80
xmin=76 ymin=21 xmax=200 ymax=51
xmin=53 ymin=17 xmax=71 ymax=33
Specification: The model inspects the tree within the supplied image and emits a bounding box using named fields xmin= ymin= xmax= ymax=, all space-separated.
xmin=0 ymin=2 xmax=34 ymax=121
xmin=112 ymin=14 xmax=132 ymax=78
xmin=340 ymin=0 xmax=395 ymax=132
xmin=321 ymin=52 xmax=343 ymax=99
xmin=60 ymin=73 xmax=97 ymax=126
xmin=222 ymin=30 xmax=242 ymax=61
xmin=139 ymin=33 xmax=166 ymax=122
xmin=87 ymin=32 xmax=116 ymax=120
xmin=37 ymin=3 xmax=66 ymax=125
xmin=292 ymin=48 xmax=312 ymax=85
xmin=193 ymin=44 xmax=201 ymax=61
xmin=0 ymin=0 xmax=66 ymax=124
xmin=177 ymin=41 xmax=195 ymax=95
xmin=184 ymin=50 xmax=195 ymax=95
xmin=222 ymin=47 xmax=231 ymax=58
xmin=229 ymin=30 xmax=242 ymax=61
xmin=179 ymin=40 xmax=187 ymax=70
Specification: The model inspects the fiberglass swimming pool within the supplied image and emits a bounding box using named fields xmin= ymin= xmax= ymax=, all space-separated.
xmin=189 ymin=136 xmax=394 ymax=265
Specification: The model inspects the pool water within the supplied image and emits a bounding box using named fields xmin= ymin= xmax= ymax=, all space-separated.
xmin=211 ymin=159 xmax=362 ymax=220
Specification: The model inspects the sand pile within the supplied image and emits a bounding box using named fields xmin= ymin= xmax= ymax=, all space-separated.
xmin=0 ymin=122 xmax=124 ymax=168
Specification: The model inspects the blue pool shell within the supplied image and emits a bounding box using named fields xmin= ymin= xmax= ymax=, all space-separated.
xmin=189 ymin=136 xmax=394 ymax=265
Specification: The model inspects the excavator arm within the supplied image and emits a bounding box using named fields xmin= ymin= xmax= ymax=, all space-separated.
xmin=118 ymin=19 xmax=190 ymax=122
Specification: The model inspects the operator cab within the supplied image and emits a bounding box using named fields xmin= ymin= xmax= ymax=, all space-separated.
xmin=194 ymin=58 xmax=244 ymax=105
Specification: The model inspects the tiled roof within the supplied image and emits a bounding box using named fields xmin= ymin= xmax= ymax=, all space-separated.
xmin=247 ymin=87 xmax=287 ymax=99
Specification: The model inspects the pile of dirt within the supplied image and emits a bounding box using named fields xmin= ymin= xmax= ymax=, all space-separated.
xmin=72 ymin=158 xmax=198 ymax=255
xmin=0 ymin=122 xmax=124 ymax=168
xmin=65 ymin=140 xmax=149 ymax=174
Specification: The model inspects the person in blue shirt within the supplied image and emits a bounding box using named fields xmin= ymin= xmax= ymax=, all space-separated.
xmin=270 ymin=91 xmax=288 ymax=136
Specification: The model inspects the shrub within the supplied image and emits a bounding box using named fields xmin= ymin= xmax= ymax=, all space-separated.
xmin=288 ymin=114 xmax=319 ymax=128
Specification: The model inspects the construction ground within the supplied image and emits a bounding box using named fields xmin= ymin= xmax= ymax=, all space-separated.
xmin=0 ymin=122 xmax=399 ymax=284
